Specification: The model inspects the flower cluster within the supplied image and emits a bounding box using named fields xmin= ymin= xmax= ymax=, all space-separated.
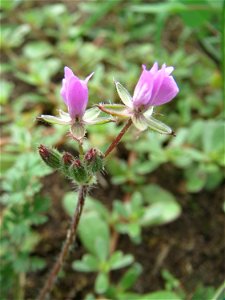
xmin=39 ymin=63 xmax=179 ymax=138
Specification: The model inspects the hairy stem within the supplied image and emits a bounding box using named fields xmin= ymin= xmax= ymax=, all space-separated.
xmin=37 ymin=185 xmax=88 ymax=300
xmin=104 ymin=118 xmax=132 ymax=158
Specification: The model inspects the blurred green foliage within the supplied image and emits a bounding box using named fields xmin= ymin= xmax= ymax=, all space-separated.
xmin=0 ymin=0 xmax=223 ymax=299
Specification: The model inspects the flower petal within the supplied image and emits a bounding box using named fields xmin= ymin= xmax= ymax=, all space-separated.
xmin=149 ymin=62 xmax=158 ymax=74
xmin=114 ymin=80 xmax=133 ymax=108
xmin=64 ymin=66 xmax=75 ymax=80
xmin=151 ymin=75 xmax=179 ymax=106
xmin=60 ymin=79 xmax=67 ymax=104
xmin=133 ymin=68 xmax=154 ymax=107
xmin=149 ymin=65 xmax=166 ymax=105
xmin=66 ymin=77 xmax=88 ymax=118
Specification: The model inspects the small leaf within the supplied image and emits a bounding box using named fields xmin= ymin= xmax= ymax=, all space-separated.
xmin=140 ymin=291 xmax=182 ymax=300
xmin=78 ymin=213 xmax=110 ymax=257
xmin=95 ymin=237 xmax=110 ymax=262
xmin=0 ymin=80 xmax=14 ymax=104
xmin=110 ymin=252 xmax=134 ymax=270
xmin=73 ymin=254 xmax=99 ymax=272
xmin=118 ymin=263 xmax=142 ymax=291
xmin=23 ymin=41 xmax=53 ymax=59
xmin=95 ymin=272 xmax=109 ymax=294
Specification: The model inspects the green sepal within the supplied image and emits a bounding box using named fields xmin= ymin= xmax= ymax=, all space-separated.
xmin=61 ymin=152 xmax=75 ymax=178
xmin=89 ymin=117 xmax=115 ymax=125
xmin=97 ymin=104 xmax=130 ymax=118
xmin=91 ymin=154 xmax=104 ymax=173
xmin=146 ymin=116 xmax=174 ymax=135
xmin=114 ymin=80 xmax=133 ymax=108
xmin=84 ymin=148 xmax=104 ymax=174
xmin=38 ymin=114 xmax=71 ymax=125
xmin=70 ymin=162 xmax=89 ymax=183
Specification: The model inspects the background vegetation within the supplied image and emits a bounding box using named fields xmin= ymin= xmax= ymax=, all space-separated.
xmin=0 ymin=0 xmax=224 ymax=300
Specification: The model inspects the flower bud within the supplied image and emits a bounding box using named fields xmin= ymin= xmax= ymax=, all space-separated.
xmin=70 ymin=159 xmax=88 ymax=183
xmin=84 ymin=148 xmax=104 ymax=173
xmin=38 ymin=144 xmax=61 ymax=169
xmin=61 ymin=152 xmax=75 ymax=177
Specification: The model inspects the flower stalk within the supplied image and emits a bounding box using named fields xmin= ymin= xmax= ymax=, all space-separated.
xmin=104 ymin=118 xmax=132 ymax=158
xmin=37 ymin=185 xmax=88 ymax=300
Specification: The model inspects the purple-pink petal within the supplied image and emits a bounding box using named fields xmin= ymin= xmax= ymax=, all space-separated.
xmin=151 ymin=75 xmax=179 ymax=106
xmin=60 ymin=66 xmax=93 ymax=119
xmin=133 ymin=68 xmax=154 ymax=107
xmin=66 ymin=77 xmax=88 ymax=118
xmin=64 ymin=66 xmax=75 ymax=80
xmin=132 ymin=62 xmax=179 ymax=109
xmin=60 ymin=79 xmax=67 ymax=104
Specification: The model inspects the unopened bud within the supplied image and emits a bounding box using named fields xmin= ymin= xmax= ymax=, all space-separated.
xmin=84 ymin=148 xmax=104 ymax=173
xmin=38 ymin=144 xmax=61 ymax=169
xmin=61 ymin=152 xmax=75 ymax=177
xmin=62 ymin=152 xmax=74 ymax=165
xmin=70 ymin=159 xmax=88 ymax=183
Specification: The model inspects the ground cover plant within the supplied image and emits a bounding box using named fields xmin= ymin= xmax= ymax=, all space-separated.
xmin=0 ymin=1 xmax=224 ymax=300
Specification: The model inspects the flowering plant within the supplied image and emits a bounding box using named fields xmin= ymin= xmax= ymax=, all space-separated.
xmin=37 ymin=62 xmax=179 ymax=300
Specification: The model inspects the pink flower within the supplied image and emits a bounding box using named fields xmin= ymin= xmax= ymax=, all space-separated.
xmin=60 ymin=66 xmax=94 ymax=119
xmin=133 ymin=63 xmax=179 ymax=109
xmin=39 ymin=67 xmax=114 ymax=140
xmin=98 ymin=62 xmax=179 ymax=135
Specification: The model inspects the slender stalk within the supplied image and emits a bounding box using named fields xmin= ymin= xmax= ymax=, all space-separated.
xmin=104 ymin=118 xmax=132 ymax=158
xmin=37 ymin=185 xmax=88 ymax=300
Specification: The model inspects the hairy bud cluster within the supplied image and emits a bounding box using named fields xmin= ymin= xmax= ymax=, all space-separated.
xmin=38 ymin=145 xmax=104 ymax=185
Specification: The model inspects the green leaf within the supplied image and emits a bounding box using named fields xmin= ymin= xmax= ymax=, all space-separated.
xmin=109 ymin=251 xmax=134 ymax=270
xmin=202 ymin=121 xmax=224 ymax=154
xmin=73 ymin=254 xmax=99 ymax=272
xmin=140 ymin=185 xmax=181 ymax=226
xmin=185 ymin=166 xmax=207 ymax=193
xmin=118 ymin=263 xmax=142 ymax=291
xmin=79 ymin=212 xmax=110 ymax=258
xmin=63 ymin=192 xmax=109 ymax=220
xmin=141 ymin=201 xmax=181 ymax=226
xmin=95 ymin=272 xmax=109 ymax=294
xmin=0 ymin=80 xmax=14 ymax=104
xmin=141 ymin=291 xmax=182 ymax=300
xmin=211 ymin=281 xmax=225 ymax=300
xmin=23 ymin=41 xmax=53 ymax=59
xmin=95 ymin=236 xmax=109 ymax=262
